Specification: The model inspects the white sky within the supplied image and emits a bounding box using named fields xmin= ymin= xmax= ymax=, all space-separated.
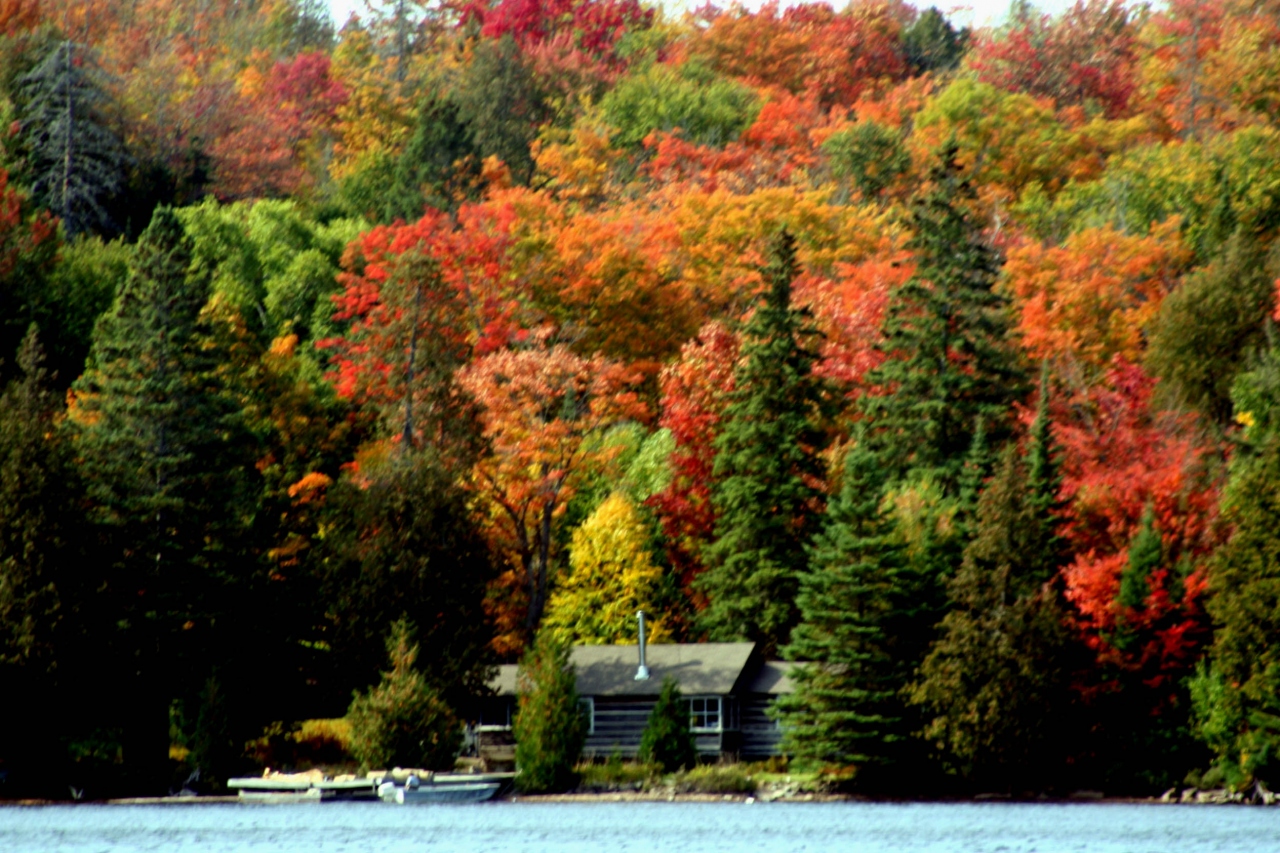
xmin=326 ymin=0 xmax=1078 ymax=33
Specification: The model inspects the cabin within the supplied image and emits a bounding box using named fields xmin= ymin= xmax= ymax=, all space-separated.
xmin=476 ymin=642 xmax=800 ymax=763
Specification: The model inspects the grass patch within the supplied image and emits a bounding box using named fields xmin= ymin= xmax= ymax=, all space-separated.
xmin=576 ymin=755 xmax=661 ymax=792
xmin=674 ymin=763 xmax=757 ymax=795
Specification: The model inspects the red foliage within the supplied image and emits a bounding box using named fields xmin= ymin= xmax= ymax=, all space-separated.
xmin=647 ymin=321 xmax=740 ymax=600
xmin=0 ymin=0 xmax=41 ymax=36
xmin=1055 ymin=359 xmax=1217 ymax=687
xmin=211 ymin=51 xmax=347 ymax=199
xmin=464 ymin=0 xmax=653 ymax=74
xmin=968 ymin=0 xmax=1139 ymax=118
xmin=0 ymin=168 xmax=58 ymax=285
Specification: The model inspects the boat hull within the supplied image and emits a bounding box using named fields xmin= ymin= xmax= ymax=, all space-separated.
xmin=383 ymin=782 xmax=500 ymax=804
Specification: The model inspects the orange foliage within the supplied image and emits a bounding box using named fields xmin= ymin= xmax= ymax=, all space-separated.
xmin=459 ymin=332 xmax=647 ymax=655
xmin=1002 ymin=220 xmax=1190 ymax=373
xmin=689 ymin=0 xmax=909 ymax=108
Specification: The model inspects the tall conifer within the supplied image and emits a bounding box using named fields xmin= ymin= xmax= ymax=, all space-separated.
xmin=910 ymin=385 xmax=1076 ymax=791
xmin=777 ymin=444 xmax=920 ymax=784
xmin=860 ymin=143 xmax=1025 ymax=491
xmin=72 ymin=208 xmax=253 ymax=792
xmin=698 ymin=231 xmax=826 ymax=653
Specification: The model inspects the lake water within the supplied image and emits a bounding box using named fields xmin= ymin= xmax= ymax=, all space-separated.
xmin=1 ymin=801 xmax=1276 ymax=853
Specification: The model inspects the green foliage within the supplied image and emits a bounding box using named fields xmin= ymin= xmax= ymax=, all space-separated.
xmin=910 ymin=441 xmax=1076 ymax=791
xmin=903 ymin=7 xmax=968 ymax=74
xmin=39 ymin=235 xmax=129 ymax=387
xmin=0 ymin=327 xmax=82 ymax=672
xmin=1146 ymin=232 xmax=1278 ymax=429
xmin=17 ymin=41 xmax=128 ymax=237
xmin=698 ymin=231 xmax=827 ymax=653
xmin=317 ymin=450 xmax=495 ymax=713
xmin=638 ymin=677 xmax=698 ymax=772
xmin=454 ymin=34 xmax=550 ymax=185
xmin=176 ymin=199 xmax=359 ymax=346
xmin=673 ymin=763 xmax=756 ymax=794
xmin=387 ymin=95 xmax=482 ymax=219
xmin=777 ymin=443 xmax=918 ymax=782
xmin=860 ymin=144 xmax=1026 ymax=491
xmin=600 ymin=60 xmax=760 ymax=149
xmin=1192 ymin=345 xmax=1280 ymax=786
xmin=513 ymin=631 xmax=587 ymax=793
xmin=346 ymin=619 xmax=462 ymax=772
xmin=823 ymin=121 xmax=909 ymax=201
xmin=577 ymin=755 xmax=659 ymax=790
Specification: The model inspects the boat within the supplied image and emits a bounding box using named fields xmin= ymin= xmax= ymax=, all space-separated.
xmin=228 ymin=775 xmax=377 ymax=802
xmin=376 ymin=773 xmax=501 ymax=804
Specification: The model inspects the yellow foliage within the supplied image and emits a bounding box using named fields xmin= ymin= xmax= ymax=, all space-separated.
xmin=543 ymin=492 xmax=669 ymax=645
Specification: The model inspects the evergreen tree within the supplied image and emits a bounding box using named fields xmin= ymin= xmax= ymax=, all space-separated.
xmin=513 ymin=631 xmax=587 ymax=793
xmin=0 ymin=327 xmax=80 ymax=672
xmin=71 ymin=208 xmax=254 ymax=793
xmin=18 ymin=41 xmax=128 ymax=237
xmin=860 ymin=144 xmax=1026 ymax=493
xmin=347 ymin=619 xmax=462 ymax=772
xmin=697 ymin=231 xmax=827 ymax=653
xmin=453 ymin=34 xmax=550 ymax=186
xmin=902 ymin=8 xmax=968 ymax=75
xmin=776 ymin=443 xmax=920 ymax=786
xmin=1191 ymin=343 xmax=1280 ymax=786
xmin=317 ymin=449 xmax=495 ymax=714
xmin=638 ymin=677 xmax=698 ymax=772
xmin=383 ymin=95 xmax=481 ymax=220
xmin=910 ymin=385 xmax=1077 ymax=792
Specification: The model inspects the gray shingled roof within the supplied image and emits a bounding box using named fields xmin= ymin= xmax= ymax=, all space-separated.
xmin=489 ymin=642 xmax=766 ymax=697
xmin=743 ymin=660 xmax=801 ymax=695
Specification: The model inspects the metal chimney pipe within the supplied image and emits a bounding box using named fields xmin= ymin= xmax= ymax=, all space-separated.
xmin=635 ymin=610 xmax=650 ymax=681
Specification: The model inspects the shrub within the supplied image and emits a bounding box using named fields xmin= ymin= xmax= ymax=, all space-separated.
xmin=674 ymin=763 xmax=757 ymax=794
xmin=513 ymin=632 xmax=587 ymax=793
xmin=638 ymin=677 xmax=698 ymax=772
xmin=577 ymin=755 xmax=660 ymax=791
xmin=346 ymin=619 xmax=461 ymax=771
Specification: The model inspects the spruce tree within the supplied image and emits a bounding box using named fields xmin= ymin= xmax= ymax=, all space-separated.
xmin=638 ymin=677 xmax=698 ymax=772
xmin=71 ymin=208 xmax=253 ymax=792
xmin=776 ymin=443 xmax=920 ymax=785
xmin=1191 ymin=343 xmax=1280 ymax=786
xmin=910 ymin=385 xmax=1076 ymax=792
xmin=513 ymin=631 xmax=587 ymax=793
xmin=860 ymin=143 xmax=1025 ymax=492
xmin=0 ymin=326 xmax=91 ymax=797
xmin=698 ymin=231 xmax=827 ymax=653
xmin=18 ymin=40 xmax=128 ymax=237
xmin=0 ymin=327 xmax=80 ymax=672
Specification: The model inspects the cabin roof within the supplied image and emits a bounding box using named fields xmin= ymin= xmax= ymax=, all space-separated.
xmin=489 ymin=642 xmax=799 ymax=698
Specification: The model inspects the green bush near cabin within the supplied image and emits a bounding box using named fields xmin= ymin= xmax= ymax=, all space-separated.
xmin=513 ymin=632 xmax=588 ymax=793
xmin=346 ymin=620 xmax=461 ymax=772
xmin=638 ymin=676 xmax=698 ymax=772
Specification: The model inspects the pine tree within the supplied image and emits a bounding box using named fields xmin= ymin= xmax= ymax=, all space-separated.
xmin=910 ymin=385 xmax=1076 ymax=791
xmin=860 ymin=143 xmax=1026 ymax=493
xmin=71 ymin=208 xmax=254 ymax=793
xmin=697 ymin=231 xmax=827 ymax=653
xmin=18 ymin=40 xmax=128 ymax=237
xmin=638 ymin=677 xmax=698 ymax=772
xmin=384 ymin=95 xmax=481 ymax=220
xmin=776 ymin=443 xmax=920 ymax=785
xmin=0 ymin=326 xmax=80 ymax=672
xmin=513 ymin=631 xmax=588 ymax=793
xmin=1191 ymin=343 xmax=1280 ymax=786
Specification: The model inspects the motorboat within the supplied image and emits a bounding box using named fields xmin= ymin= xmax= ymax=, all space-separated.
xmin=376 ymin=772 xmax=500 ymax=804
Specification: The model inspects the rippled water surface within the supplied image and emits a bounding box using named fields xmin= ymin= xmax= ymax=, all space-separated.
xmin=2 ymin=801 xmax=1276 ymax=853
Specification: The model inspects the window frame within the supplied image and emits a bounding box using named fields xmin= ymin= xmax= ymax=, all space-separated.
xmin=580 ymin=696 xmax=595 ymax=735
xmin=687 ymin=695 xmax=723 ymax=733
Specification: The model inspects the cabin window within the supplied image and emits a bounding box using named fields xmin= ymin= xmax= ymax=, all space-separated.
xmin=580 ymin=697 xmax=595 ymax=735
xmin=688 ymin=696 xmax=721 ymax=732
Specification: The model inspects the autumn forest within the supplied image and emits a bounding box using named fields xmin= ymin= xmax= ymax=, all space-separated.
xmin=1 ymin=0 xmax=1279 ymax=799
